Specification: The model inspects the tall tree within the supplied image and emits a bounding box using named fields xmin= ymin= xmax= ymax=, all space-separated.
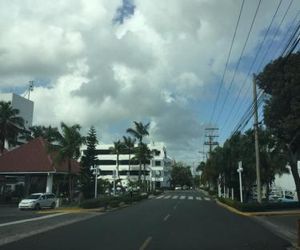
xmin=126 ymin=121 xmax=150 ymax=181
xmin=0 ymin=101 xmax=24 ymax=153
xmin=22 ymin=125 xmax=58 ymax=143
xmin=49 ymin=122 xmax=85 ymax=200
xmin=133 ymin=142 xmax=152 ymax=188
xmin=80 ymin=126 xmax=98 ymax=199
xmin=171 ymin=162 xmax=193 ymax=187
xmin=255 ymin=52 xmax=300 ymax=202
xmin=122 ymin=136 xmax=136 ymax=178
xmin=110 ymin=140 xmax=125 ymax=180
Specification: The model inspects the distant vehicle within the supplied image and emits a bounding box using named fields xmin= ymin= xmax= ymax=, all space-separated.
xmin=182 ymin=185 xmax=189 ymax=190
xmin=175 ymin=185 xmax=182 ymax=190
xmin=18 ymin=193 xmax=57 ymax=210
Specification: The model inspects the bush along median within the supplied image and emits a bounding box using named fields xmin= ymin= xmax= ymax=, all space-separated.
xmin=79 ymin=193 xmax=149 ymax=209
xmin=218 ymin=197 xmax=300 ymax=212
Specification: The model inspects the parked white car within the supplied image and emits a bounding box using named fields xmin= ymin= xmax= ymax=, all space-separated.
xmin=18 ymin=193 xmax=57 ymax=210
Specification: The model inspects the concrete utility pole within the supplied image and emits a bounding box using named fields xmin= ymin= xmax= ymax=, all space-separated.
xmin=237 ymin=161 xmax=243 ymax=203
xmin=253 ymin=77 xmax=262 ymax=203
xmin=204 ymin=128 xmax=219 ymax=157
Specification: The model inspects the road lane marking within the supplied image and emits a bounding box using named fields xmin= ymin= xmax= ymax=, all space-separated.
xmin=164 ymin=195 xmax=171 ymax=199
xmin=139 ymin=236 xmax=152 ymax=250
xmin=196 ymin=197 xmax=202 ymax=200
xmin=204 ymin=197 xmax=210 ymax=201
xmin=188 ymin=196 xmax=193 ymax=200
xmin=180 ymin=196 xmax=186 ymax=200
xmin=163 ymin=214 xmax=170 ymax=221
xmin=0 ymin=213 xmax=67 ymax=228
xmin=172 ymin=195 xmax=178 ymax=199
xmin=156 ymin=195 xmax=164 ymax=199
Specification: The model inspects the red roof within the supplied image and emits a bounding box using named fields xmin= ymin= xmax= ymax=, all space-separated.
xmin=0 ymin=138 xmax=80 ymax=174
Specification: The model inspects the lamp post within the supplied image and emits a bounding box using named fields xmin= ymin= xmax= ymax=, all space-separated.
xmin=94 ymin=166 xmax=99 ymax=199
xmin=237 ymin=161 xmax=243 ymax=203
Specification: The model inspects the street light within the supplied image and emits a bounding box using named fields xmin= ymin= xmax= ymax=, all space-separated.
xmin=93 ymin=166 xmax=100 ymax=199
xmin=237 ymin=161 xmax=243 ymax=203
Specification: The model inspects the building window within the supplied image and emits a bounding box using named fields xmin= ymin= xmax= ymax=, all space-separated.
xmin=155 ymin=161 xmax=161 ymax=166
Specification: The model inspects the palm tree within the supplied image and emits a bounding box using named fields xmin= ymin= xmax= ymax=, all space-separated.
xmin=49 ymin=122 xmax=85 ymax=200
xmin=126 ymin=121 xmax=150 ymax=181
xmin=110 ymin=140 xmax=125 ymax=180
xmin=0 ymin=101 xmax=24 ymax=154
xmin=133 ymin=142 xmax=152 ymax=190
xmin=22 ymin=125 xmax=58 ymax=143
xmin=122 ymin=136 xmax=136 ymax=179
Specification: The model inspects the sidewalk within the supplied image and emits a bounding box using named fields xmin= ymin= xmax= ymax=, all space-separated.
xmin=216 ymin=199 xmax=300 ymax=248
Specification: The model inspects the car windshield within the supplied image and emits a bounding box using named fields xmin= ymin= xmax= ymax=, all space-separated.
xmin=26 ymin=194 xmax=40 ymax=200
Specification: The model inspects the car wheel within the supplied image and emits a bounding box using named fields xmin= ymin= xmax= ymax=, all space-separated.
xmin=35 ymin=203 xmax=41 ymax=210
xmin=51 ymin=202 xmax=56 ymax=209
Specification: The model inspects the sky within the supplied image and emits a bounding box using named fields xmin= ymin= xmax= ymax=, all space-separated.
xmin=0 ymin=0 xmax=299 ymax=165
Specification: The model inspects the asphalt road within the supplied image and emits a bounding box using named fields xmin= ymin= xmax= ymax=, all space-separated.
xmin=0 ymin=205 xmax=46 ymax=224
xmin=0 ymin=190 xmax=292 ymax=250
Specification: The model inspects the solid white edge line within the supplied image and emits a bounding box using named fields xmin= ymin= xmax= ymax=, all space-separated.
xmin=0 ymin=213 xmax=67 ymax=228
xmin=139 ymin=236 xmax=152 ymax=250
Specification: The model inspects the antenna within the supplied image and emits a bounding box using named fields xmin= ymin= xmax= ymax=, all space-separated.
xmin=28 ymin=81 xmax=34 ymax=100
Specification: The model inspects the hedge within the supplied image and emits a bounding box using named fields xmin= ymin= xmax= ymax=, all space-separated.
xmin=80 ymin=193 xmax=149 ymax=209
xmin=218 ymin=197 xmax=300 ymax=212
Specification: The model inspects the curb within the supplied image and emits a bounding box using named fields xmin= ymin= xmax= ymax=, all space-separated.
xmin=216 ymin=200 xmax=300 ymax=217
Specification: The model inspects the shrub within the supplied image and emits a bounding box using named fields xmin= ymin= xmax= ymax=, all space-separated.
xmin=108 ymin=199 xmax=120 ymax=208
xmin=80 ymin=197 xmax=109 ymax=209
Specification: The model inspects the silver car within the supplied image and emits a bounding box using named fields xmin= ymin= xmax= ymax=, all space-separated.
xmin=18 ymin=193 xmax=57 ymax=210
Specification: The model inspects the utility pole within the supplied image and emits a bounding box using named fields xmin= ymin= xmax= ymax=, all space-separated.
xmin=253 ymin=76 xmax=262 ymax=203
xmin=204 ymin=128 xmax=219 ymax=157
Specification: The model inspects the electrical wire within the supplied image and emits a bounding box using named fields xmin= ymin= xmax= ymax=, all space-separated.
xmin=221 ymin=0 xmax=284 ymax=131
xmin=209 ymin=0 xmax=246 ymax=125
xmin=215 ymin=0 xmax=263 ymax=125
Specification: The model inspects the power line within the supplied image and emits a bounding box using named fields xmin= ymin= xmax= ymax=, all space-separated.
xmin=209 ymin=0 xmax=246 ymax=125
xmin=256 ymin=0 xmax=294 ymax=70
xmin=226 ymin=0 xmax=298 ymax=137
xmin=215 ymin=0 xmax=263 ymax=125
xmin=221 ymin=0 xmax=284 ymax=131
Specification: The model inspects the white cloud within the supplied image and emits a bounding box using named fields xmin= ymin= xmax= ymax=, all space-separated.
xmin=0 ymin=0 xmax=299 ymax=163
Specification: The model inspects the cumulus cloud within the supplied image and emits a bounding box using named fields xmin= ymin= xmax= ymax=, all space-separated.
xmin=0 ymin=0 xmax=299 ymax=163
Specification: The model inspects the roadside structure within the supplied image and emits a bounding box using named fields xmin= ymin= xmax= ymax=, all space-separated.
xmin=83 ymin=142 xmax=172 ymax=189
xmin=0 ymin=137 xmax=80 ymax=199
xmin=0 ymin=93 xmax=34 ymax=130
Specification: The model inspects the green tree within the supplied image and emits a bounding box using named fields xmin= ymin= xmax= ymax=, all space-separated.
xmin=80 ymin=126 xmax=98 ymax=199
xmin=22 ymin=125 xmax=58 ymax=143
xmin=110 ymin=140 xmax=125 ymax=181
xmin=126 ymin=121 xmax=150 ymax=181
xmin=255 ymin=52 xmax=300 ymax=201
xmin=171 ymin=162 xmax=193 ymax=187
xmin=122 ymin=136 xmax=136 ymax=177
xmin=49 ymin=122 xmax=85 ymax=200
xmin=0 ymin=101 xmax=24 ymax=153
xmin=133 ymin=142 xmax=152 ymax=190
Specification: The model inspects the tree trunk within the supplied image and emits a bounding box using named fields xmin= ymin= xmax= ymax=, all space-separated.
xmin=290 ymin=161 xmax=300 ymax=203
xmin=68 ymin=159 xmax=73 ymax=201
xmin=138 ymin=160 xmax=141 ymax=182
xmin=287 ymin=145 xmax=300 ymax=204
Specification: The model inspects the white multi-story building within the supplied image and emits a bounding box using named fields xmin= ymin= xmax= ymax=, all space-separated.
xmin=86 ymin=142 xmax=172 ymax=189
xmin=0 ymin=93 xmax=34 ymax=129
